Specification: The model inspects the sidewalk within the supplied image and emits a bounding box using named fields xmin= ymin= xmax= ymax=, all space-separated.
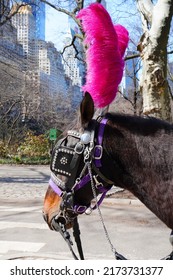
xmin=0 ymin=164 xmax=49 ymax=200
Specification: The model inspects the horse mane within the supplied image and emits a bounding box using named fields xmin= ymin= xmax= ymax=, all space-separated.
xmin=77 ymin=3 xmax=129 ymax=108
xmin=105 ymin=113 xmax=173 ymax=136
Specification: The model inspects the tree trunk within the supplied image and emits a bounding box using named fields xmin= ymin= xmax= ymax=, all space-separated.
xmin=139 ymin=35 xmax=171 ymax=120
xmin=137 ymin=0 xmax=173 ymax=121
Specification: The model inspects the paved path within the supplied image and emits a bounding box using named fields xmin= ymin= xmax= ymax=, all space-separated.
xmin=0 ymin=165 xmax=172 ymax=260
xmin=0 ymin=165 xmax=49 ymax=200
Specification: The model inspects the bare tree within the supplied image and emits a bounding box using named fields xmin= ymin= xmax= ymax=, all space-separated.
xmin=0 ymin=1 xmax=28 ymax=26
xmin=0 ymin=61 xmax=26 ymax=145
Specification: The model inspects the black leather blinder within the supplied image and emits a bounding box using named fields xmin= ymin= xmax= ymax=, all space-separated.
xmin=50 ymin=131 xmax=84 ymax=184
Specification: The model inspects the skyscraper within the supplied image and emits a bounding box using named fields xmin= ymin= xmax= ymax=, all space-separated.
xmin=16 ymin=0 xmax=45 ymax=40
xmin=12 ymin=5 xmax=37 ymax=70
xmin=63 ymin=34 xmax=82 ymax=87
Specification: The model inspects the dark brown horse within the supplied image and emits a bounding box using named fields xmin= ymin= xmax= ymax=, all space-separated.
xmin=43 ymin=93 xmax=173 ymax=236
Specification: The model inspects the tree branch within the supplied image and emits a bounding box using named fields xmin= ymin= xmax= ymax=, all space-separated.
xmin=0 ymin=3 xmax=27 ymax=26
xmin=2 ymin=99 xmax=21 ymax=119
xmin=40 ymin=0 xmax=81 ymax=26
xmin=125 ymin=49 xmax=173 ymax=61
xmin=73 ymin=1 xmax=84 ymax=13
xmin=136 ymin=0 xmax=153 ymax=30
xmin=125 ymin=53 xmax=140 ymax=61
xmin=118 ymin=89 xmax=135 ymax=108
xmin=61 ymin=34 xmax=85 ymax=63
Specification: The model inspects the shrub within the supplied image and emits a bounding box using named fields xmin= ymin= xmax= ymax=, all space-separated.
xmin=17 ymin=132 xmax=50 ymax=158
xmin=0 ymin=141 xmax=8 ymax=158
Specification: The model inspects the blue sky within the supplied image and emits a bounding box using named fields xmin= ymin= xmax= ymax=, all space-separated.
xmin=45 ymin=5 xmax=69 ymax=51
xmin=45 ymin=1 xmax=138 ymax=52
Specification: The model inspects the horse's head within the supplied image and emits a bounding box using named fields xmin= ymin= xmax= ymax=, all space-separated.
xmin=43 ymin=93 xmax=111 ymax=230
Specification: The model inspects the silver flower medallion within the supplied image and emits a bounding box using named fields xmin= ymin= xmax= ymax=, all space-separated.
xmin=60 ymin=156 xmax=68 ymax=165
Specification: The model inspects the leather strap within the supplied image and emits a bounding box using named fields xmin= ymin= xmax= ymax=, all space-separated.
xmin=94 ymin=118 xmax=108 ymax=168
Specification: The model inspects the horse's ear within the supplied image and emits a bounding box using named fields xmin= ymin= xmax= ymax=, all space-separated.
xmin=80 ymin=92 xmax=94 ymax=128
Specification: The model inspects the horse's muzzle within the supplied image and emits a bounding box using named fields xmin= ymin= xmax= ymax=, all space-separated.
xmin=42 ymin=212 xmax=49 ymax=224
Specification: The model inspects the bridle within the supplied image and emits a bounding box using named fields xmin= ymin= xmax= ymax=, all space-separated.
xmin=47 ymin=116 xmax=118 ymax=260
xmin=48 ymin=116 xmax=173 ymax=261
xmin=49 ymin=117 xmax=114 ymax=228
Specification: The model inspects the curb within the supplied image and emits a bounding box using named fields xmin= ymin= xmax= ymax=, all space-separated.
xmin=103 ymin=197 xmax=142 ymax=206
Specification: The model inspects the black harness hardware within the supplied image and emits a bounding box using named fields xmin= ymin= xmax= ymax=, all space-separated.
xmin=60 ymin=192 xmax=74 ymax=213
xmin=50 ymin=130 xmax=86 ymax=193
xmin=51 ymin=132 xmax=82 ymax=178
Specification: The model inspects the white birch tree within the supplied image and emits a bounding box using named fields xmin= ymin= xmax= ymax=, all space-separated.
xmin=136 ymin=0 xmax=173 ymax=121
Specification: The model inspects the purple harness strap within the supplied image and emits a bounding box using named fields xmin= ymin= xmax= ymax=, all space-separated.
xmin=49 ymin=178 xmax=63 ymax=197
xmin=74 ymin=172 xmax=111 ymax=210
xmin=94 ymin=118 xmax=108 ymax=168
xmin=73 ymin=174 xmax=90 ymax=191
xmin=49 ymin=174 xmax=110 ymax=213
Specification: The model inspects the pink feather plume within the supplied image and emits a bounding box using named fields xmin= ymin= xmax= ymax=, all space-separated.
xmin=114 ymin=24 xmax=129 ymax=58
xmin=77 ymin=3 xmax=129 ymax=108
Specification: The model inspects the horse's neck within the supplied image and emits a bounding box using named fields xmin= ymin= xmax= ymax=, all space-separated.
xmin=103 ymin=117 xmax=173 ymax=229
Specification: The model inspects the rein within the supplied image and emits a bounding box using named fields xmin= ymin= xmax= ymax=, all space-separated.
xmin=51 ymin=216 xmax=84 ymax=260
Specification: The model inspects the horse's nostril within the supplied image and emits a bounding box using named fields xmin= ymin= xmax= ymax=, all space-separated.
xmin=50 ymin=215 xmax=67 ymax=231
xmin=55 ymin=215 xmax=66 ymax=225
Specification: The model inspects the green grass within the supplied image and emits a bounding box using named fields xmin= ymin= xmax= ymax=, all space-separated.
xmin=0 ymin=156 xmax=50 ymax=165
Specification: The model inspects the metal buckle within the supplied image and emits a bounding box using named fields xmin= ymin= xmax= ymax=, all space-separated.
xmin=74 ymin=142 xmax=85 ymax=154
xmin=94 ymin=145 xmax=103 ymax=160
xmin=93 ymin=175 xmax=103 ymax=188
xmin=74 ymin=205 xmax=87 ymax=214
